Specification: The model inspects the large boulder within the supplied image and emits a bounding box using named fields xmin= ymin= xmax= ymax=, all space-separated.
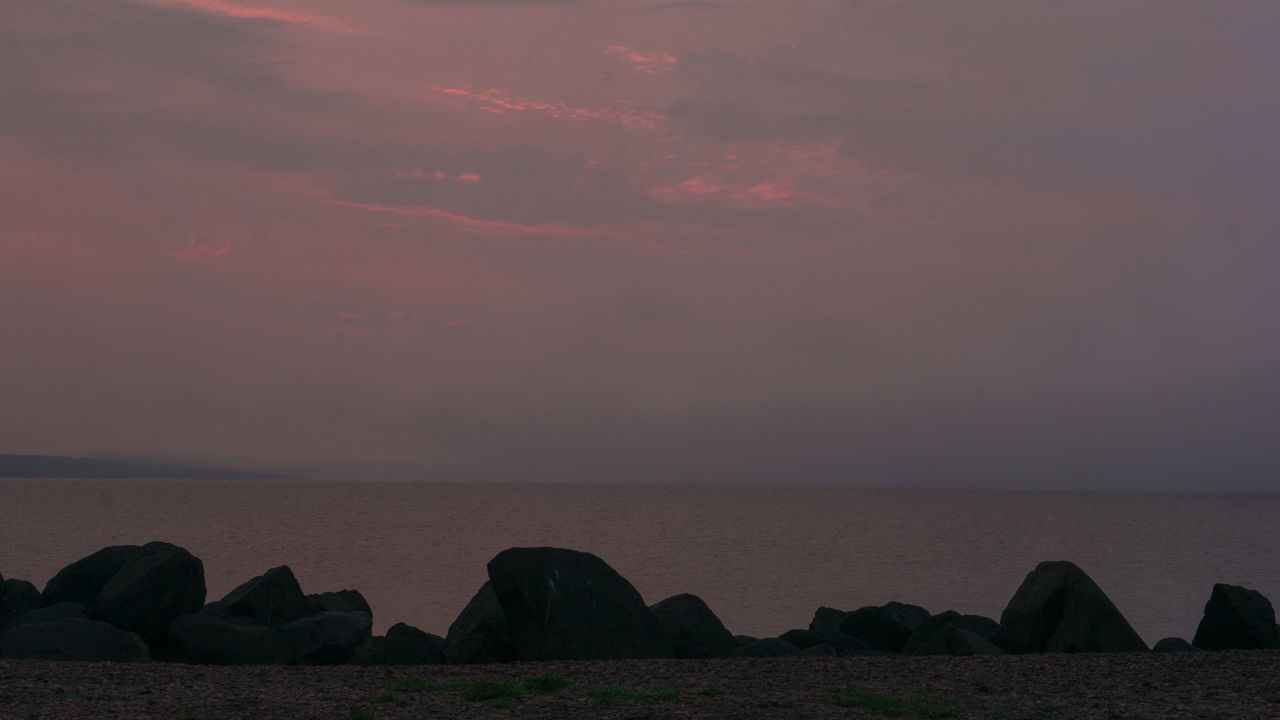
xmin=42 ymin=545 xmax=143 ymax=604
xmin=1153 ymin=637 xmax=1195 ymax=652
xmin=280 ymin=610 xmax=372 ymax=665
xmin=2 ymin=617 xmax=150 ymax=662
xmin=87 ymin=541 xmax=206 ymax=644
xmin=1 ymin=579 xmax=47 ymax=630
xmin=1000 ymin=561 xmax=1147 ymax=653
xmin=5 ymin=602 xmax=88 ymax=628
xmin=485 ymin=547 xmax=672 ymax=660
xmin=218 ymin=566 xmax=313 ymax=627
xmin=732 ymin=637 xmax=799 ymax=657
xmin=165 ymin=613 xmax=294 ymax=664
xmin=809 ymin=606 xmax=851 ymax=634
xmin=903 ymin=611 xmax=1017 ymax=655
xmin=1192 ymin=584 xmax=1280 ymax=650
xmin=371 ymin=622 xmax=447 ymax=665
xmin=649 ymin=593 xmax=737 ymax=659
xmin=307 ymin=590 xmax=371 ymax=617
xmin=778 ymin=629 xmax=870 ymax=654
xmin=445 ymin=581 xmax=512 ymax=664
xmin=838 ymin=601 xmax=931 ymax=652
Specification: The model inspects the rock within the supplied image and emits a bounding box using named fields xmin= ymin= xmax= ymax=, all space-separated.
xmin=670 ymin=639 xmax=715 ymax=658
xmin=649 ymin=593 xmax=737 ymax=659
xmin=444 ymin=581 xmax=512 ymax=664
xmin=1154 ymin=637 xmax=1196 ymax=652
xmin=280 ymin=611 xmax=372 ymax=665
xmin=778 ymin=629 xmax=870 ymax=654
xmin=809 ymin=606 xmax=851 ymax=634
xmin=368 ymin=622 xmax=447 ymax=665
xmin=732 ymin=637 xmax=799 ymax=657
xmin=838 ymin=601 xmax=931 ymax=652
xmin=42 ymin=545 xmax=143 ymax=604
xmin=1192 ymin=584 xmax=1280 ymax=650
xmin=1 ymin=617 xmax=150 ymax=662
xmin=87 ymin=541 xmax=206 ymax=644
xmin=840 ymin=646 xmax=896 ymax=657
xmin=0 ymin=579 xmax=47 ymax=630
xmin=800 ymin=643 xmax=838 ymax=657
xmin=903 ymin=611 xmax=1016 ymax=655
xmin=1000 ymin=561 xmax=1147 ymax=653
xmin=733 ymin=635 xmax=759 ymax=647
xmin=165 ymin=613 xmax=294 ymax=664
xmin=218 ymin=566 xmax=313 ymax=627
xmin=307 ymin=590 xmax=371 ymax=617
xmin=4 ymin=602 xmax=87 ymax=628
xmin=485 ymin=547 xmax=672 ymax=660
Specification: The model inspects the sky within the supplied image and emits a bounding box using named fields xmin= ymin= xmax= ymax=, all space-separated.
xmin=2 ymin=0 xmax=1278 ymax=491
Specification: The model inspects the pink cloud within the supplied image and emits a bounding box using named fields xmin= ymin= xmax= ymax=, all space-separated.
xmin=135 ymin=0 xmax=355 ymax=32
xmin=605 ymin=45 xmax=678 ymax=75
xmin=170 ymin=235 xmax=231 ymax=259
xmin=445 ymin=317 xmax=476 ymax=328
xmin=427 ymin=86 xmax=666 ymax=130
xmin=337 ymin=311 xmax=364 ymax=319
xmin=393 ymin=169 xmax=482 ymax=184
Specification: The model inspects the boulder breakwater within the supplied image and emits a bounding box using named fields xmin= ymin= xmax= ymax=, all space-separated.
xmin=2 ymin=543 xmax=1277 ymax=664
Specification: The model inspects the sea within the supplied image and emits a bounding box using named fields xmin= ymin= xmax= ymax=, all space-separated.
xmin=1 ymin=479 xmax=1277 ymax=646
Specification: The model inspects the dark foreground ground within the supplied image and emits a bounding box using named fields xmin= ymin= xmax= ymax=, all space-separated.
xmin=2 ymin=651 xmax=1277 ymax=720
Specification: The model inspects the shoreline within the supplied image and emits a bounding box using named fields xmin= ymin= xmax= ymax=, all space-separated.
xmin=4 ymin=651 xmax=1279 ymax=719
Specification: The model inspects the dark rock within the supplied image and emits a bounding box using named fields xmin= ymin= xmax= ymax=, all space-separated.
xmin=87 ymin=541 xmax=205 ymax=645
xmin=42 ymin=545 xmax=143 ymax=604
xmin=4 ymin=602 xmax=87 ymax=628
xmin=732 ymin=638 xmax=799 ymax=657
xmin=733 ymin=635 xmax=759 ymax=647
xmin=1192 ymin=584 xmax=1280 ymax=650
xmin=778 ymin=629 xmax=869 ymax=654
xmin=485 ymin=547 xmax=672 ymax=660
xmin=368 ymin=622 xmax=447 ymax=665
xmin=799 ymin=643 xmax=838 ymax=657
xmin=0 ymin=579 xmax=47 ymax=630
xmin=903 ymin=611 xmax=1016 ymax=655
xmin=165 ymin=613 xmax=294 ymax=664
xmin=280 ymin=611 xmax=372 ymax=665
xmin=840 ymin=646 xmax=896 ymax=657
xmin=670 ymin=639 xmax=714 ymax=658
xmin=838 ymin=601 xmax=931 ymax=652
xmin=307 ymin=590 xmax=371 ymax=617
xmin=219 ymin=566 xmax=312 ymax=627
xmin=1153 ymin=637 xmax=1196 ymax=652
xmin=444 ymin=581 xmax=512 ymax=664
xmin=809 ymin=606 xmax=851 ymax=634
xmin=649 ymin=593 xmax=736 ymax=658
xmin=1 ymin=617 xmax=150 ymax=662
xmin=1000 ymin=561 xmax=1147 ymax=653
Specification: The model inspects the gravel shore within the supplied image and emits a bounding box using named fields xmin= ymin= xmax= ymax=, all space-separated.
xmin=3 ymin=651 xmax=1278 ymax=720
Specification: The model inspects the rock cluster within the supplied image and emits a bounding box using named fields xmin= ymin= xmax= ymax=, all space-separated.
xmin=3 ymin=544 xmax=1277 ymax=663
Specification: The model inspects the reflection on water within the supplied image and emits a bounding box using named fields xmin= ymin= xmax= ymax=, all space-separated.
xmin=1 ymin=479 xmax=1276 ymax=644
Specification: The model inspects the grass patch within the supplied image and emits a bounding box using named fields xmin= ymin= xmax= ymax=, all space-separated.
xmin=52 ymin=691 xmax=76 ymax=701
xmin=826 ymin=685 xmax=971 ymax=718
xmin=697 ymin=686 xmax=723 ymax=696
xmin=370 ymin=691 xmax=398 ymax=704
xmin=586 ymin=683 xmax=682 ymax=705
xmin=521 ymin=672 xmax=571 ymax=694
xmin=460 ymin=680 xmax=525 ymax=702
xmin=343 ymin=706 xmax=378 ymax=720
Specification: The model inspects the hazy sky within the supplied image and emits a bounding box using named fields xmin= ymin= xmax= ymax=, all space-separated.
xmin=2 ymin=0 xmax=1277 ymax=491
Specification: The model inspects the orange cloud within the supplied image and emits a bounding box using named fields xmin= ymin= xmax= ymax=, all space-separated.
xmin=605 ymin=45 xmax=678 ymax=75
xmin=393 ymin=169 xmax=482 ymax=184
xmin=136 ymin=0 xmax=355 ymax=32
xmin=427 ymin=86 xmax=666 ymax=130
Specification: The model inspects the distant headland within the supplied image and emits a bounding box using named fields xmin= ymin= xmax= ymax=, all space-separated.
xmin=0 ymin=454 xmax=307 ymax=481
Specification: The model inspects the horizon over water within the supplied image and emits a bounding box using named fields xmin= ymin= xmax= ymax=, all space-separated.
xmin=1 ymin=479 xmax=1277 ymax=647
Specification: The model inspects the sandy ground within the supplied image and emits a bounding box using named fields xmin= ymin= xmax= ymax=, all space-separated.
xmin=2 ymin=651 xmax=1278 ymax=720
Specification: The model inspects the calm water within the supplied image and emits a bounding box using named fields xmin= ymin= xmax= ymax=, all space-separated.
xmin=1 ymin=480 xmax=1276 ymax=645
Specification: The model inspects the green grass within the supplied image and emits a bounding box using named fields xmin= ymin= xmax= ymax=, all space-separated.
xmin=697 ymin=686 xmax=723 ymax=697
xmin=370 ymin=691 xmax=398 ymax=704
xmin=52 ymin=691 xmax=77 ymax=701
xmin=825 ymin=685 xmax=971 ymax=718
xmin=521 ymin=672 xmax=571 ymax=694
xmin=460 ymin=680 xmax=525 ymax=702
